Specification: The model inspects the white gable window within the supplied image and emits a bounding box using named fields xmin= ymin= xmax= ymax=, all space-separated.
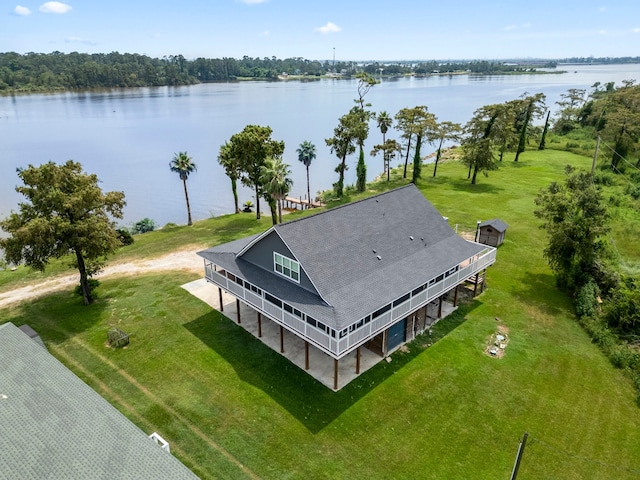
xmin=274 ymin=252 xmax=300 ymax=283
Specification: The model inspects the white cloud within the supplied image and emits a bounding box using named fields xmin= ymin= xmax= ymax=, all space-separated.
xmin=634 ymin=28 xmax=640 ymax=33
xmin=315 ymin=22 xmax=341 ymax=34
xmin=39 ymin=2 xmax=72 ymax=14
xmin=504 ymin=24 xmax=517 ymax=31
xmin=260 ymin=30 xmax=270 ymax=37
xmin=598 ymin=6 xmax=607 ymax=12
xmin=239 ymin=0 xmax=268 ymax=4
xmin=13 ymin=5 xmax=32 ymax=15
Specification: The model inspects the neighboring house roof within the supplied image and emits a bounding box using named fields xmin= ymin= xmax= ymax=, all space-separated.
xmin=0 ymin=322 xmax=199 ymax=480
xmin=479 ymin=218 xmax=509 ymax=233
xmin=199 ymin=185 xmax=486 ymax=331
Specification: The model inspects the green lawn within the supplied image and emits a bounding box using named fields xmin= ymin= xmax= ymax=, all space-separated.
xmin=2 ymin=149 xmax=640 ymax=479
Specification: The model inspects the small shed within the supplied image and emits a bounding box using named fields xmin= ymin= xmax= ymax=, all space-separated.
xmin=477 ymin=219 xmax=509 ymax=247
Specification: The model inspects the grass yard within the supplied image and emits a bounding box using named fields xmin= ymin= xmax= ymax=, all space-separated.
xmin=2 ymin=148 xmax=640 ymax=479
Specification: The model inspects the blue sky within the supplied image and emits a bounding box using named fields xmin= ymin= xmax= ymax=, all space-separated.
xmin=4 ymin=0 xmax=640 ymax=60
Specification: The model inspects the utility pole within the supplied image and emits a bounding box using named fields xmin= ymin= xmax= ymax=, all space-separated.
xmin=592 ymin=136 xmax=600 ymax=174
xmin=510 ymin=432 xmax=529 ymax=480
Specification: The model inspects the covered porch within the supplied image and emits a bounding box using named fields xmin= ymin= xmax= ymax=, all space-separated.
xmin=182 ymin=278 xmax=464 ymax=391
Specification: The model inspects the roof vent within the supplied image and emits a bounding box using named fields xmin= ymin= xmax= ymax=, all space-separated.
xmin=409 ymin=236 xmax=414 ymax=241
xmin=376 ymin=255 xmax=382 ymax=261
xmin=372 ymin=249 xmax=377 ymax=254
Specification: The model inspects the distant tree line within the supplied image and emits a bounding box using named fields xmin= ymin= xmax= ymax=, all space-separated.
xmin=558 ymin=56 xmax=640 ymax=64
xmin=0 ymin=51 xmax=562 ymax=92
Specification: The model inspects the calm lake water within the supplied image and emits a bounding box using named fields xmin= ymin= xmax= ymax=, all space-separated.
xmin=1 ymin=64 xmax=638 ymax=228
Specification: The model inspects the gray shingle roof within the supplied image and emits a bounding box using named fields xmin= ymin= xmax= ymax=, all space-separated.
xmin=479 ymin=218 xmax=509 ymax=232
xmin=200 ymin=185 xmax=486 ymax=330
xmin=0 ymin=322 xmax=199 ymax=480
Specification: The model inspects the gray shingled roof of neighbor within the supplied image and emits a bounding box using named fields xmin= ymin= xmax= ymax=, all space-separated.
xmin=479 ymin=218 xmax=509 ymax=232
xmin=0 ymin=322 xmax=199 ymax=480
xmin=199 ymin=184 xmax=486 ymax=330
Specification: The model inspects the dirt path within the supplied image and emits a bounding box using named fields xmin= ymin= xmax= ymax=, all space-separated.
xmin=0 ymin=249 xmax=203 ymax=309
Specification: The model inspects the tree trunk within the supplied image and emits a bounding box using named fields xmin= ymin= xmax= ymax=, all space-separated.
xmin=471 ymin=164 xmax=479 ymax=184
xmin=277 ymin=197 xmax=282 ymax=224
xmin=403 ymin=135 xmax=412 ymax=178
xmin=182 ymin=178 xmax=192 ymax=226
xmin=75 ymin=249 xmax=93 ymax=305
xmin=412 ymin=134 xmax=422 ymax=184
xmin=433 ymin=138 xmax=444 ymax=177
xmin=306 ymin=165 xmax=311 ymax=207
xmin=255 ymin=185 xmax=261 ymax=220
xmin=231 ymin=177 xmax=240 ymax=213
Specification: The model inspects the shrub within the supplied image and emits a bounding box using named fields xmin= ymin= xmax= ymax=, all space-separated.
xmin=132 ymin=218 xmax=156 ymax=234
xmin=593 ymin=171 xmax=616 ymax=186
xmin=609 ymin=344 xmax=640 ymax=370
xmin=575 ymin=280 xmax=599 ymax=318
xmin=116 ymin=228 xmax=134 ymax=246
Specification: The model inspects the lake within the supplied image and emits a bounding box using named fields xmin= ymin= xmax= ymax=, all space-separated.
xmin=1 ymin=63 xmax=638 ymax=228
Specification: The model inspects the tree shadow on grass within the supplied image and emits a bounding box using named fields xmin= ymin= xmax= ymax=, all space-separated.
xmin=509 ymin=271 xmax=573 ymax=319
xmin=2 ymin=289 xmax=109 ymax=346
xmin=450 ymin=178 xmax=504 ymax=194
xmin=183 ymin=299 xmax=482 ymax=434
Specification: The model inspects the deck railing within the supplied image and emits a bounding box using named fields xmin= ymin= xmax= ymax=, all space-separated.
xmin=203 ymin=246 xmax=496 ymax=358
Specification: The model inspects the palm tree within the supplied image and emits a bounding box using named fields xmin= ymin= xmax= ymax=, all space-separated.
xmin=377 ymin=111 xmax=392 ymax=143
xmin=169 ymin=151 xmax=197 ymax=226
xmin=296 ymin=140 xmax=316 ymax=207
xmin=260 ymin=157 xmax=293 ymax=224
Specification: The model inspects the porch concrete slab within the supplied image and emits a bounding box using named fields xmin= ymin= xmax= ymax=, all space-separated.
xmin=182 ymin=279 xmax=381 ymax=390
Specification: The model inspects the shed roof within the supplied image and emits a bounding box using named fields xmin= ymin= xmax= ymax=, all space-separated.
xmin=199 ymin=185 xmax=486 ymax=330
xmin=479 ymin=218 xmax=509 ymax=233
xmin=0 ymin=322 xmax=199 ymax=479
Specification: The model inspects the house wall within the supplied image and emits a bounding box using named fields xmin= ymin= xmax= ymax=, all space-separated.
xmin=241 ymin=231 xmax=317 ymax=293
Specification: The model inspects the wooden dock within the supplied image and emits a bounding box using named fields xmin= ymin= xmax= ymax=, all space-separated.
xmin=283 ymin=196 xmax=325 ymax=211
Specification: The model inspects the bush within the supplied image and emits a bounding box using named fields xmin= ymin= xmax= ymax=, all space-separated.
xmin=593 ymin=171 xmax=616 ymax=186
xmin=132 ymin=218 xmax=156 ymax=234
xmin=116 ymin=228 xmax=134 ymax=246
xmin=609 ymin=344 xmax=640 ymax=370
xmin=575 ymin=280 xmax=599 ymax=318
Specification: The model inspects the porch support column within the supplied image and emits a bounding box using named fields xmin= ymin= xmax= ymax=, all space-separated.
xmin=356 ymin=346 xmax=361 ymax=374
xmin=438 ymin=296 xmax=443 ymax=318
xmin=334 ymin=358 xmax=339 ymax=390
xmin=453 ymin=285 xmax=459 ymax=307
xmin=473 ymin=272 xmax=480 ymax=296
xmin=236 ymin=299 xmax=241 ymax=324
xmin=305 ymin=341 xmax=309 ymax=370
xmin=257 ymin=312 xmax=262 ymax=338
xmin=481 ymin=268 xmax=487 ymax=293
xmin=218 ymin=287 xmax=224 ymax=312
xmin=280 ymin=325 xmax=285 ymax=353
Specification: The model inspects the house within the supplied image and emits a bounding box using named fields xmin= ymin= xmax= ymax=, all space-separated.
xmin=198 ymin=185 xmax=496 ymax=389
xmin=0 ymin=322 xmax=199 ymax=479
xmin=477 ymin=218 xmax=509 ymax=247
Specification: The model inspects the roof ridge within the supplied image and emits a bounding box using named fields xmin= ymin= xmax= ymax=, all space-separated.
xmin=275 ymin=184 xmax=416 ymax=229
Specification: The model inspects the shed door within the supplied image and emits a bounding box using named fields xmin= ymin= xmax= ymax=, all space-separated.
xmin=387 ymin=318 xmax=406 ymax=352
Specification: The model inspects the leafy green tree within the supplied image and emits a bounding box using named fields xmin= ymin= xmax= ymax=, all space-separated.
xmin=553 ymin=88 xmax=587 ymax=134
xmin=605 ymin=276 xmax=640 ymax=333
xmin=353 ymin=72 xmax=377 ymax=192
xmin=371 ymin=139 xmax=401 ymax=182
xmin=260 ymin=157 xmax=293 ymax=224
xmin=460 ymin=105 xmax=501 ymax=184
xmin=534 ymin=166 xmax=611 ymax=291
xmin=169 ymin=152 xmax=197 ymax=226
xmin=326 ymin=109 xmax=361 ymax=197
xmin=395 ymin=106 xmax=432 ymax=178
xmin=0 ymin=160 xmax=125 ymax=305
xmin=218 ymin=141 xmax=242 ymax=213
xmin=296 ymin=140 xmax=316 ymax=205
xmin=513 ymin=93 xmax=546 ymax=162
xmin=228 ymin=125 xmax=285 ymax=220
xmin=431 ymin=121 xmax=462 ymax=177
